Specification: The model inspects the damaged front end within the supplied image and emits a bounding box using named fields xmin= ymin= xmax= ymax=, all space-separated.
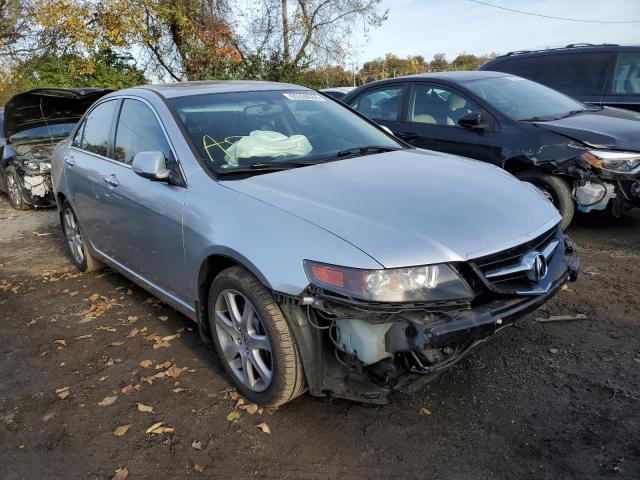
xmin=2 ymin=88 xmax=112 ymax=209
xmin=277 ymin=226 xmax=579 ymax=404
xmin=524 ymin=129 xmax=640 ymax=216
xmin=4 ymin=140 xmax=56 ymax=206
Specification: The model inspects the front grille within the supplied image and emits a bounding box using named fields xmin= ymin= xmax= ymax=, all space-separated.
xmin=470 ymin=225 xmax=562 ymax=295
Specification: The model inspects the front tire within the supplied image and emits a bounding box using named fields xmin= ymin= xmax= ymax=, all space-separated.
xmin=517 ymin=170 xmax=575 ymax=230
xmin=208 ymin=266 xmax=305 ymax=406
xmin=60 ymin=201 xmax=103 ymax=272
xmin=5 ymin=166 xmax=30 ymax=210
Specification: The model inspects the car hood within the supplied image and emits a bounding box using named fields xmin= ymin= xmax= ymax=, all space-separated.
xmin=4 ymin=88 xmax=112 ymax=139
xmin=533 ymin=107 xmax=640 ymax=151
xmin=221 ymin=149 xmax=561 ymax=268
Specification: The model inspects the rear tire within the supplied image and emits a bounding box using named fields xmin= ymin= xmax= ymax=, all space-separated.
xmin=517 ymin=170 xmax=575 ymax=230
xmin=5 ymin=166 xmax=30 ymax=210
xmin=208 ymin=266 xmax=305 ymax=406
xmin=60 ymin=200 xmax=103 ymax=272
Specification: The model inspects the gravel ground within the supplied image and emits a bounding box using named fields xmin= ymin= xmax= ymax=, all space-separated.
xmin=1 ymin=193 xmax=639 ymax=480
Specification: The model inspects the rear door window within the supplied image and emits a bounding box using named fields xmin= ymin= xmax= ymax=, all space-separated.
xmin=114 ymin=99 xmax=173 ymax=165
xmin=611 ymin=52 xmax=640 ymax=94
xmin=351 ymin=86 xmax=405 ymax=121
xmin=80 ymin=100 xmax=117 ymax=157
xmin=494 ymin=53 xmax=612 ymax=97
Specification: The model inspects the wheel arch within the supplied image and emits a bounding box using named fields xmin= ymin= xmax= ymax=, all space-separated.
xmin=195 ymin=248 xmax=275 ymax=340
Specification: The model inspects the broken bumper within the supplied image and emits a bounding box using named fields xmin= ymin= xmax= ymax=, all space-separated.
xmin=279 ymin=233 xmax=579 ymax=404
xmin=17 ymin=169 xmax=55 ymax=207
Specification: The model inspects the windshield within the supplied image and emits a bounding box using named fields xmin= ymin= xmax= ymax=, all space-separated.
xmin=169 ymin=90 xmax=403 ymax=173
xmin=465 ymin=76 xmax=590 ymax=121
xmin=9 ymin=122 xmax=77 ymax=141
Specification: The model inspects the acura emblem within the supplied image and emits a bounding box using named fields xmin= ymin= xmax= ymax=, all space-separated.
xmin=523 ymin=251 xmax=548 ymax=281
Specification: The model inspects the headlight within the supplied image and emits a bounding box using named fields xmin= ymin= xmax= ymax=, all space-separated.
xmin=303 ymin=260 xmax=473 ymax=302
xmin=581 ymin=150 xmax=640 ymax=174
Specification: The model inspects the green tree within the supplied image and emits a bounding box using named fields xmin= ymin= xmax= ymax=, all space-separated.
xmin=1 ymin=50 xmax=146 ymax=105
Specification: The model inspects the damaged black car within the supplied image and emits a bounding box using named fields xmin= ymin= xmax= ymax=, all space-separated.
xmin=0 ymin=88 xmax=111 ymax=210
xmin=343 ymin=71 xmax=640 ymax=229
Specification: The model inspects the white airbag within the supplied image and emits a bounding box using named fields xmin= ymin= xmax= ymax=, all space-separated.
xmin=225 ymin=130 xmax=312 ymax=166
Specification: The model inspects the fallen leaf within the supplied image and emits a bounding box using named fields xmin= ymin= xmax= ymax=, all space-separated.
xmin=419 ymin=407 xmax=432 ymax=416
xmin=56 ymin=386 xmax=70 ymax=399
xmin=98 ymin=396 xmax=118 ymax=407
xmin=139 ymin=326 xmax=148 ymax=333
xmin=225 ymin=389 xmax=240 ymax=401
xmin=236 ymin=398 xmax=246 ymax=409
xmin=161 ymin=334 xmax=180 ymax=342
xmin=106 ymin=358 xmax=115 ymax=366
xmin=245 ymin=403 xmax=259 ymax=415
xmin=126 ymin=288 xmax=133 ymax=295
xmin=155 ymin=361 xmax=172 ymax=370
xmin=112 ymin=467 xmax=129 ymax=480
xmin=172 ymin=388 xmax=187 ymax=393
xmin=265 ymin=407 xmax=278 ymax=415
xmin=256 ymin=422 xmax=271 ymax=434
xmin=139 ymin=360 xmax=152 ymax=369
xmin=69 ymin=291 xmax=79 ymax=297
xmin=193 ymin=464 xmax=204 ymax=473
xmin=145 ymin=422 xmax=164 ymax=434
xmin=153 ymin=341 xmax=171 ymax=349
xmin=127 ymin=316 xmax=138 ymax=323
xmin=99 ymin=375 xmax=109 ymax=381
xmin=109 ymin=342 xmax=124 ymax=346
xmin=136 ymin=403 xmax=154 ymax=413
xmin=157 ymin=315 xmax=168 ymax=322
xmin=114 ymin=425 xmax=130 ymax=437
xmin=165 ymin=366 xmax=187 ymax=378
xmin=121 ymin=384 xmax=135 ymax=395
xmin=192 ymin=440 xmax=202 ymax=450
xmin=145 ymin=422 xmax=174 ymax=434
xmin=226 ymin=411 xmax=241 ymax=422
xmin=89 ymin=293 xmax=100 ymax=301
xmin=54 ymin=339 xmax=67 ymax=347
xmin=75 ymin=334 xmax=92 ymax=340
xmin=97 ymin=326 xmax=117 ymax=332
xmin=126 ymin=328 xmax=139 ymax=338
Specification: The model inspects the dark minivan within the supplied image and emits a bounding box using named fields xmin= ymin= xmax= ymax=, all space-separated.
xmin=480 ymin=44 xmax=640 ymax=112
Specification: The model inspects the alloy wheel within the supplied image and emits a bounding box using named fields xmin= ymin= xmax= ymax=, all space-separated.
xmin=63 ymin=207 xmax=85 ymax=265
xmin=214 ymin=289 xmax=273 ymax=392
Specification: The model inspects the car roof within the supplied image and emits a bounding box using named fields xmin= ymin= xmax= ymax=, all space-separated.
xmin=481 ymin=44 xmax=640 ymax=68
xmin=129 ymin=80 xmax=309 ymax=99
xmin=321 ymin=87 xmax=355 ymax=93
xmin=347 ymin=71 xmax=509 ymax=93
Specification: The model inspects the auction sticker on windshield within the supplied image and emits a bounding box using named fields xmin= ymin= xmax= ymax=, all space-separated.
xmin=283 ymin=92 xmax=326 ymax=101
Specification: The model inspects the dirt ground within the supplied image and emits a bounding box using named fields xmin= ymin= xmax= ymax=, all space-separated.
xmin=1 ymin=193 xmax=639 ymax=480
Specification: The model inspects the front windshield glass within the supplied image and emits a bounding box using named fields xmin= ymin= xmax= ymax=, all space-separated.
xmin=9 ymin=122 xmax=77 ymax=141
xmin=465 ymin=76 xmax=589 ymax=121
xmin=169 ymin=90 xmax=403 ymax=173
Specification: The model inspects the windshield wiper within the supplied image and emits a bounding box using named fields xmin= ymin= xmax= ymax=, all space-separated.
xmin=335 ymin=145 xmax=403 ymax=158
xmin=519 ymin=115 xmax=561 ymax=122
xmin=216 ymin=161 xmax=313 ymax=176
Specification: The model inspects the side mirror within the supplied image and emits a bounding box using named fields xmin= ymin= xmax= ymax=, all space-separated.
xmin=379 ymin=124 xmax=394 ymax=136
xmin=132 ymin=151 xmax=171 ymax=181
xmin=458 ymin=112 xmax=487 ymax=131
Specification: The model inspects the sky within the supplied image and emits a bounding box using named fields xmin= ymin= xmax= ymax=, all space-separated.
xmin=351 ymin=0 xmax=640 ymax=67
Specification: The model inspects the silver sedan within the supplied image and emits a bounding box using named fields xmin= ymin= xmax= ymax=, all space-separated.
xmin=52 ymin=81 xmax=579 ymax=406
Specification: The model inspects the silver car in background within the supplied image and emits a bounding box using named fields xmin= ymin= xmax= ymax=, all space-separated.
xmin=52 ymin=81 xmax=579 ymax=406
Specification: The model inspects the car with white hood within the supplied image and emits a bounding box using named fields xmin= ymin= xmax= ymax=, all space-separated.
xmin=51 ymin=81 xmax=579 ymax=405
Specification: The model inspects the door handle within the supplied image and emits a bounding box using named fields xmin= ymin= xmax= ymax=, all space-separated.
xmin=103 ymin=174 xmax=119 ymax=187
xmin=397 ymin=132 xmax=418 ymax=141
xmin=64 ymin=156 xmax=76 ymax=166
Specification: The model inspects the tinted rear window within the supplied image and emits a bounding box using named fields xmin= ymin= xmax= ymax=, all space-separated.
xmin=490 ymin=53 xmax=612 ymax=97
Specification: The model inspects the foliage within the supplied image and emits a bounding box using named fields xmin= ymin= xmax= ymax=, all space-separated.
xmin=0 ymin=51 xmax=146 ymax=105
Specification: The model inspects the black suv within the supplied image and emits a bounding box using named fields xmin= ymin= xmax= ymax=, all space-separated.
xmin=479 ymin=44 xmax=640 ymax=112
xmin=342 ymin=71 xmax=640 ymax=229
